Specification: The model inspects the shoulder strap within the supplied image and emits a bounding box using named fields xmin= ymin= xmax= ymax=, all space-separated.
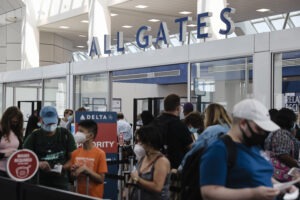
xmin=220 ymin=134 xmax=237 ymax=169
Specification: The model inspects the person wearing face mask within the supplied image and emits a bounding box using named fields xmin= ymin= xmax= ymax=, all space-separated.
xmin=130 ymin=125 xmax=170 ymax=200
xmin=59 ymin=109 xmax=73 ymax=128
xmin=183 ymin=111 xmax=204 ymax=141
xmin=70 ymin=120 xmax=107 ymax=198
xmin=23 ymin=106 xmax=76 ymax=190
xmin=264 ymin=107 xmax=300 ymax=182
xmin=200 ymin=99 xmax=287 ymax=200
xmin=0 ymin=106 xmax=24 ymax=177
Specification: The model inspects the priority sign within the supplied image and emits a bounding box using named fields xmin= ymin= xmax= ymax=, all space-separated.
xmin=6 ymin=149 xmax=39 ymax=182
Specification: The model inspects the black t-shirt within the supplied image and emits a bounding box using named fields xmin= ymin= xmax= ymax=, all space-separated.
xmin=23 ymin=127 xmax=76 ymax=190
xmin=156 ymin=113 xmax=193 ymax=169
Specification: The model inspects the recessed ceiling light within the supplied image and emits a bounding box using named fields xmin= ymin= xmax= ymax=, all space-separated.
xmin=187 ymin=24 xmax=197 ymax=27
xmin=179 ymin=11 xmax=192 ymax=15
xmin=80 ymin=20 xmax=89 ymax=23
xmin=135 ymin=5 xmax=148 ymax=9
xmin=148 ymin=19 xmax=160 ymax=22
xmin=76 ymin=45 xmax=85 ymax=48
xmin=111 ymin=13 xmax=118 ymax=17
xmin=256 ymin=8 xmax=270 ymax=12
xmin=59 ymin=26 xmax=69 ymax=29
xmin=79 ymin=34 xmax=86 ymax=37
xmin=122 ymin=25 xmax=133 ymax=28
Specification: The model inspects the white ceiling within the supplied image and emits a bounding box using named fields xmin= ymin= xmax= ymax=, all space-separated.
xmin=35 ymin=0 xmax=300 ymax=48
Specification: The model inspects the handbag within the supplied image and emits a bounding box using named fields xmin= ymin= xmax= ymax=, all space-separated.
xmin=270 ymin=155 xmax=291 ymax=182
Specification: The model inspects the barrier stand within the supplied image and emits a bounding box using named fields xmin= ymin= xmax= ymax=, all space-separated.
xmin=118 ymin=145 xmax=123 ymax=200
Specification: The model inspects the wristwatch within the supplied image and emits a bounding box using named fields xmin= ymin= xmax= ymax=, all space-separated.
xmin=133 ymin=176 xmax=139 ymax=183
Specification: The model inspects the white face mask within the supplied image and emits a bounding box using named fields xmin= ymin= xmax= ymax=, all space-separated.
xmin=189 ymin=127 xmax=198 ymax=133
xmin=41 ymin=123 xmax=57 ymax=132
xmin=134 ymin=143 xmax=145 ymax=160
xmin=74 ymin=131 xmax=86 ymax=144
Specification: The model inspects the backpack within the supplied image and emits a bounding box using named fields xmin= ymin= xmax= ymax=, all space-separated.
xmin=170 ymin=134 xmax=237 ymax=200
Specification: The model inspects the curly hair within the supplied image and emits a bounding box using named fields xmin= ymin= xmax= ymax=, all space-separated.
xmin=0 ymin=106 xmax=24 ymax=142
xmin=276 ymin=107 xmax=296 ymax=130
xmin=204 ymin=103 xmax=232 ymax=128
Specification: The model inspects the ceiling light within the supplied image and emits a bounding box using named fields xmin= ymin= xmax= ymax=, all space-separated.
xmin=59 ymin=26 xmax=70 ymax=29
xmin=187 ymin=24 xmax=197 ymax=27
xmin=148 ymin=19 xmax=160 ymax=22
xmin=79 ymin=34 xmax=86 ymax=37
xmin=179 ymin=11 xmax=192 ymax=15
xmin=122 ymin=25 xmax=133 ymax=28
xmin=80 ymin=20 xmax=89 ymax=23
xmin=111 ymin=13 xmax=118 ymax=17
xmin=76 ymin=45 xmax=85 ymax=48
xmin=256 ymin=8 xmax=270 ymax=12
xmin=135 ymin=5 xmax=148 ymax=9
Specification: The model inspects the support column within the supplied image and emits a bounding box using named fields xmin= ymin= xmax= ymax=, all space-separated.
xmin=197 ymin=0 xmax=227 ymax=40
xmin=88 ymin=0 xmax=111 ymax=57
xmin=21 ymin=0 xmax=40 ymax=69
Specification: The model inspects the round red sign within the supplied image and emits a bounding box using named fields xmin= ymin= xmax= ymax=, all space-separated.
xmin=6 ymin=149 xmax=39 ymax=182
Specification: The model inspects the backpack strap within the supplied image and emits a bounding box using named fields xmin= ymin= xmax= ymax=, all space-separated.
xmin=220 ymin=134 xmax=237 ymax=169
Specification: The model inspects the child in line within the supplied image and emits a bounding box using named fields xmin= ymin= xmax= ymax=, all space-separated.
xmin=71 ymin=119 xmax=108 ymax=198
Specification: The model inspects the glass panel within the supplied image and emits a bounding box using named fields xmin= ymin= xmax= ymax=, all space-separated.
xmin=272 ymin=18 xmax=290 ymax=30
xmin=253 ymin=22 xmax=271 ymax=33
xmin=273 ymin=50 xmax=300 ymax=112
xmin=44 ymin=78 xmax=67 ymax=117
xmin=190 ymin=57 xmax=253 ymax=113
xmin=291 ymin=16 xmax=300 ymax=27
xmin=5 ymin=80 xmax=42 ymax=108
xmin=74 ymin=73 xmax=109 ymax=111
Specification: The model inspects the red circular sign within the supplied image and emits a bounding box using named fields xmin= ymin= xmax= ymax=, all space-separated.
xmin=6 ymin=149 xmax=39 ymax=182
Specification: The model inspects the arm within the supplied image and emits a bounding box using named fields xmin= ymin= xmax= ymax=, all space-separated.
xmin=131 ymin=156 xmax=170 ymax=193
xmin=201 ymin=185 xmax=279 ymax=200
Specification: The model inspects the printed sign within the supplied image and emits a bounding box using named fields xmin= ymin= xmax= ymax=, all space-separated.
xmin=284 ymin=93 xmax=300 ymax=112
xmin=75 ymin=111 xmax=118 ymax=153
xmin=6 ymin=149 xmax=39 ymax=182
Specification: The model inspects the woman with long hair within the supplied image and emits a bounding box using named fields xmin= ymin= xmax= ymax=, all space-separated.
xmin=0 ymin=106 xmax=24 ymax=177
xmin=130 ymin=125 xmax=170 ymax=200
xmin=204 ymin=103 xmax=232 ymax=129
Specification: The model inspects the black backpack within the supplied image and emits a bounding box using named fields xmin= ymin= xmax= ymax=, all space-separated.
xmin=170 ymin=134 xmax=237 ymax=200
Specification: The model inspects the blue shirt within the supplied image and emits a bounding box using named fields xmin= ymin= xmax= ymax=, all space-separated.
xmin=179 ymin=124 xmax=230 ymax=169
xmin=200 ymin=139 xmax=274 ymax=188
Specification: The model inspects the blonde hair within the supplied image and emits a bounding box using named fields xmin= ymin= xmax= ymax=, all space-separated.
xmin=204 ymin=103 xmax=232 ymax=128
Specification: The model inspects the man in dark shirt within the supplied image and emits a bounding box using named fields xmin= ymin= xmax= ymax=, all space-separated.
xmin=155 ymin=94 xmax=193 ymax=169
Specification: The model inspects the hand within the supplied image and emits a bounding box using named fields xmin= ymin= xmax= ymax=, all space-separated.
xmin=130 ymin=170 xmax=139 ymax=182
xmin=253 ymin=186 xmax=280 ymax=200
xmin=39 ymin=161 xmax=51 ymax=171
xmin=72 ymin=165 xmax=88 ymax=177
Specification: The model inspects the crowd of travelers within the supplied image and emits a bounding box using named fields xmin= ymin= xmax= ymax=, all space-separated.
xmin=1 ymin=94 xmax=300 ymax=200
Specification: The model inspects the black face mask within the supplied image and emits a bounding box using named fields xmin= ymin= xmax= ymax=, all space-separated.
xmin=241 ymin=121 xmax=269 ymax=148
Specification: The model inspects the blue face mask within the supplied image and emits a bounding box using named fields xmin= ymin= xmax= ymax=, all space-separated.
xmin=189 ymin=127 xmax=198 ymax=133
xmin=41 ymin=123 xmax=57 ymax=132
xmin=37 ymin=122 xmax=41 ymax=127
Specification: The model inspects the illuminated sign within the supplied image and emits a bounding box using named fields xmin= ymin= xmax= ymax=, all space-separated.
xmin=89 ymin=7 xmax=235 ymax=57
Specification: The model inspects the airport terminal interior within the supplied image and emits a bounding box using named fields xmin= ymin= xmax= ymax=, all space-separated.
xmin=1 ymin=0 xmax=300 ymax=199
